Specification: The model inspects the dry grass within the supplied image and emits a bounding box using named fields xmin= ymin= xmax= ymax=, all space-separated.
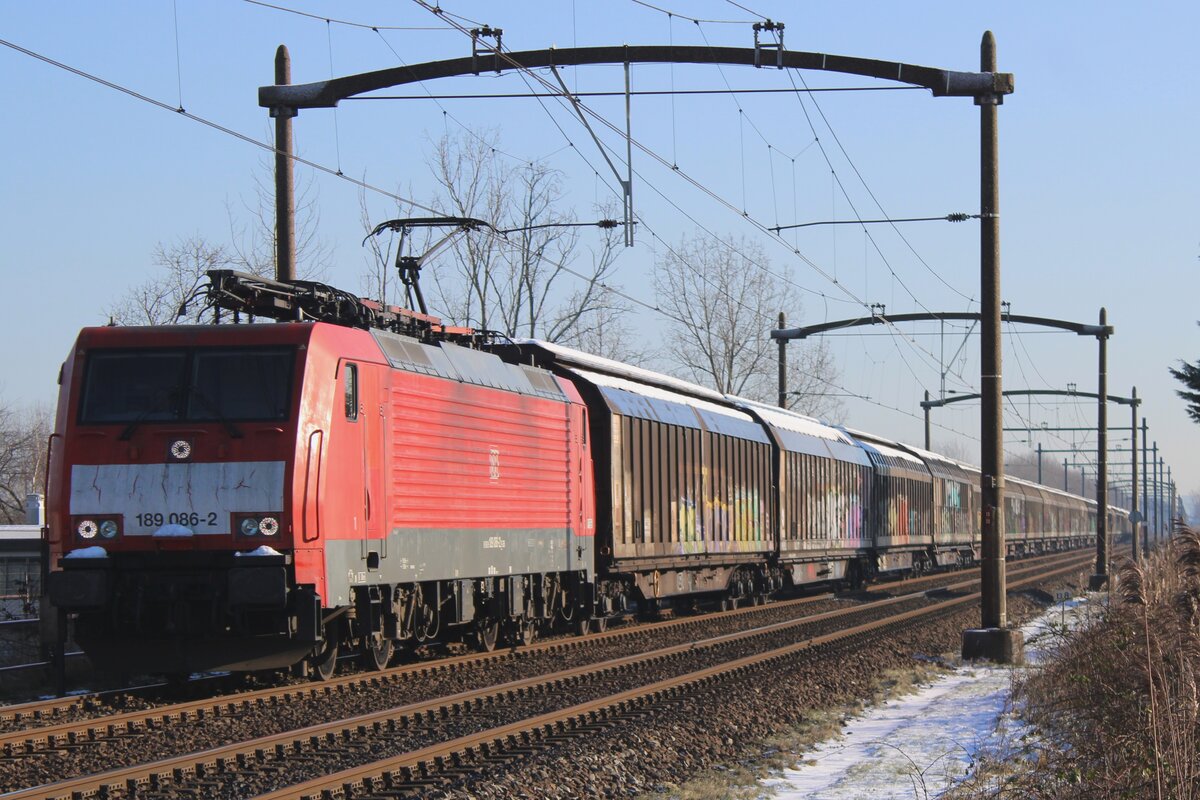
xmin=952 ymin=525 xmax=1200 ymax=799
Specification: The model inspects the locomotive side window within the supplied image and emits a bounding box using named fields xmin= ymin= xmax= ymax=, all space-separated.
xmin=344 ymin=363 xmax=358 ymax=421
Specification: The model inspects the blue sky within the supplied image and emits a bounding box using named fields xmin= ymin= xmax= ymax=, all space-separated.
xmin=3 ymin=1 xmax=1197 ymax=506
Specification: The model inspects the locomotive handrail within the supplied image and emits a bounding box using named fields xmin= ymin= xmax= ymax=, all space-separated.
xmin=40 ymin=432 xmax=60 ymax=573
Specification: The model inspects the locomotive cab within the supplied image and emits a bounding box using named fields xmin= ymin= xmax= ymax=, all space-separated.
xmin=44 ymin=313 xmax=600 ymax=679
xmin=45 ymin=324 xmax=320 ymax=674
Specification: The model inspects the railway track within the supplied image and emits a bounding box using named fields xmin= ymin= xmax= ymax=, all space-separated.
xmin=0 ymin=549 xmax=1075 ymax=735
xmin=1 ymin=550 xmax=1092 ymax=800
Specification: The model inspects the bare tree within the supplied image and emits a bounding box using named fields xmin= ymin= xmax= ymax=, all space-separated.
xmin=1006 ymin=448 xmax=1041 ymax=483
xmin=555 ymin=284 xmax=649 ymax=365
xmin=933 ymin=438 xmax=975 ymax=463
xmin=226 ymin=154 xmax=333 ymax=281
xmin=654 ymin=234 xmax=841 ymax=419
xmin=0 ymin=400 xmax=52 ymax=524
xmin=426 ymin=131 xmax=509 ymax=331
xmin=105 ymin=236 xmax=233 ymax=325
xmin=107 ymin=155 xmax=332 ymax=326
xmin=421 ymin=131 xmax=627 ymax=347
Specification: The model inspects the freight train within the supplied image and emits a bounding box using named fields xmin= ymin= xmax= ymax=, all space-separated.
xmin=43 ymin=270 xmax=1125 ymax=679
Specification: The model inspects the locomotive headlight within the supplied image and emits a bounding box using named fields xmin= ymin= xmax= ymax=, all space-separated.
xmin=77 ymin=519 xmax=98 ymax=539
xmin=239 ymin=517 xmax=260 ymax=536
xmin=258 ymin=516 xmax=279 ymax=536
xmin=99 ymin=520 xmax=119 ymax=539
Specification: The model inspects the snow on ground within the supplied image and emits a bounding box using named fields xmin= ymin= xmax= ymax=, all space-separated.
xmin=759 ymin=597 xmax=1094 ymax=799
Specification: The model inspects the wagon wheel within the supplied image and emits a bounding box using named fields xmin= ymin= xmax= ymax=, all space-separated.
xmin=360 ymin=635 xmax=393 ymax=671
xmin=311 ymin=638 xmax=339 ymax=682
xmin=506 ymin=618 xmax=537 ymax=647
xmin=470 ymin=620 xmax=500 ymax=653
xmin=517 ymin=618 xmax=537 ymax=646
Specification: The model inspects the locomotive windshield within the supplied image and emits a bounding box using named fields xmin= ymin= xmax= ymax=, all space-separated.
xmin=79 ymin=346 xmax=295 ymax=424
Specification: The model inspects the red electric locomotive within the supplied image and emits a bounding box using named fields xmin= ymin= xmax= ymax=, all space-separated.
xmin=45 ymin=272 xmax=596 ymax=677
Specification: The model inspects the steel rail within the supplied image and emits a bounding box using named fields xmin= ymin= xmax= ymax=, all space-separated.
xmin=4 ymin=553 xmax=1090 ymax=800
xmin=253 ymin=555 xmax=1091 ymax=800
xmin=0 ymin=549 xmax=1076 ymax=730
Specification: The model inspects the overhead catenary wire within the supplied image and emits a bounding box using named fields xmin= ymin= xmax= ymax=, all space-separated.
xmin=771 ymin=214 xmax=980 ymax=233
xmin=171 ymin=0 xmax=185 ymax=110
xmin=406 ymin=0 xmax=849 ymax=301
xmin=397 ymin=5 xmax=868 ymax=341
xmin=371 ymin=29 xmax=571 ymax=167
xmin=698 ymin=16 xmax=973 ymax=319
xmin=243 ymin=0 xmax=451 ymax=30
xmin=0 ymin=36 xmax=447 ymax=216
xmin=326 ymin=20 xmax=344 ymax=175
xmin=1 ymin=31 xmax=700 ymax=409
xmin=470 ymin=8 xmax=975 ymax=389
xmin=781 ymin=53 xmax=977 ymax=305
xmin=9 ymin=13 xmax=980 ymax=441
xmin=364 ymin=46 xmax=912 ymax=424
xmin=780 ymin=61 xmax=970 ymax=319
xmin=627 ymin=0 xmax=758 ymax=25
xmin=722 ymin=0 xmax=771 ymax=22
xmin=0 ymin=32 xmax=636 ymax=322
xmin=408 ymin=0 xmax=974 ymax=388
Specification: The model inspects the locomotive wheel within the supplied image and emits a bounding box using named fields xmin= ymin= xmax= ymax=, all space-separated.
xmin=361 ymin=637 xmax=393 ymax=671
xmin=573 ymin=615 xmax=591 ymax=637
xmin=471 ymin=620 xmax=500 ymax=653
xmin=311 ymin=639 xmax=339 ymax=682
xmin=592 ymin=616 xmax=608 ymax=634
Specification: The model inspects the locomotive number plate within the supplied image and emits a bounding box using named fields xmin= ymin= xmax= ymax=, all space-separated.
xmin=134 ymin=511 xmax=220 ymax=530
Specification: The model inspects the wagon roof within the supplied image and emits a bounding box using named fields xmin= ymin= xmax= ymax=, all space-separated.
xmin=732 ymin=399 xmax=871 ymax=465
xmin=571 ymin=368 xmax=769 ymax=443
xmin=511 ymin=339 xmax=727 ymax=402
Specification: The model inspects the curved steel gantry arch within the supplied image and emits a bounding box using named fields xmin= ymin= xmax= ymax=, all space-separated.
xmin=257 ymin=45 xmax=1012 ymax=111
xmin=259 ymin=35 xmax=1020 ymax=660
